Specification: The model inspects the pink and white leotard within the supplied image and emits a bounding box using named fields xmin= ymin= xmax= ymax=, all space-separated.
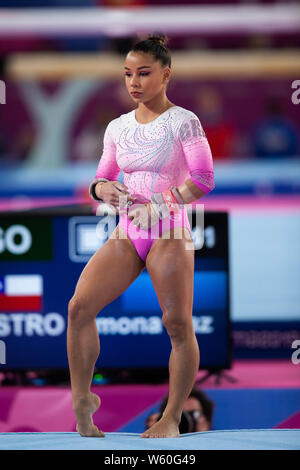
xmin=94 ymin=105 xmax=215 ymax=262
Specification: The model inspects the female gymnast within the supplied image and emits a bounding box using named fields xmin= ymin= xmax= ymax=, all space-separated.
xmin=67 ymin=33 xmax=215 ymax=439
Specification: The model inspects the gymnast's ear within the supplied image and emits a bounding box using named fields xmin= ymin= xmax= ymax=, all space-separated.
xmin=163 ymin=67 xmax=171 ymax=84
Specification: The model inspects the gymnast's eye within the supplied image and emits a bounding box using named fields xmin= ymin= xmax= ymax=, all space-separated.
xmin=124 ymin=72 xmax=150 ymax=77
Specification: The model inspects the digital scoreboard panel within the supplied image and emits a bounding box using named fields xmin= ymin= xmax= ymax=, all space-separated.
xmin=0 ymin=209 xmax=232 ymax=371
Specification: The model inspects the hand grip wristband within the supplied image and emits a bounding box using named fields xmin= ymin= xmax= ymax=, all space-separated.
xmin=89 ymin=177 xmax=110 ymax=202
xmin=150 ymin=186 xmax=184 ymax=220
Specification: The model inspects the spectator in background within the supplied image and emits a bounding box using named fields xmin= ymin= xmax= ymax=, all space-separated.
xmin=252 ymin=99 xmax=299 ymax=159
xmin=15 ymin=125 xmax=36 ymax=162
xmin=73 ymin=107 xmax=116 ymax=162
xmin=145 ymin=387 xmax=215 ymax=434
xmin=195 ymin=86 xmax=238 ymax=161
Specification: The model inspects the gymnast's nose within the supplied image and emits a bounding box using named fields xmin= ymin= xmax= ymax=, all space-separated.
xmin=130 ymin=74 xmax=141 ymax=88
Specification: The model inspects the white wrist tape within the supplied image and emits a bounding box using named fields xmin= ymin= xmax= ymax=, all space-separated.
xmin=150 ymin=186 xmax=184 ymax=220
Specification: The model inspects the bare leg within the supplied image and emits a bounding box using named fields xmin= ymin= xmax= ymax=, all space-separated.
xmin=67 ymin=225 xmax=145 ymax=437
xmin=161 ymin=325 xmax=200 ymax=429
xmin=67 ymin=302 xmax=103 ymax=437
xmin=141 ymin=324 xmax=199 ymax=438
xmin=141 ymin=228 xmax=198 ymax=438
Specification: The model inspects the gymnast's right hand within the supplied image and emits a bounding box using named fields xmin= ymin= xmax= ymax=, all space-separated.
xmin=95 ymin=181 xmax=137 ymax=212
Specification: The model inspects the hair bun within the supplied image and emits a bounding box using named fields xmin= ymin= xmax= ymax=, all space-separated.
xmin=147 ymin=33 xmax=168 ymax=47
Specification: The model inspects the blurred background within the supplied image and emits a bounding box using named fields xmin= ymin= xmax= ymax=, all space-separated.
xmin=0 ymin=0 xmax=299 ymax=435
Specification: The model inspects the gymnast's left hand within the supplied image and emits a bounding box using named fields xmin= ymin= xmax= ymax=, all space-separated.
xmin=127 ymin=203 xmax=159 ymax=231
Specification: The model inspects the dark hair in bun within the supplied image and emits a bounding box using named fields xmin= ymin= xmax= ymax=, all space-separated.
xmin=147 ymin=33 xmax=168 ymax=47
xmin=130 ymin=32 xmax=171 ymax=68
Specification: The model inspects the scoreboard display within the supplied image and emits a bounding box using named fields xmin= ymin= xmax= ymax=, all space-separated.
xmin=0 ymin=208 xmax=232 ymax=371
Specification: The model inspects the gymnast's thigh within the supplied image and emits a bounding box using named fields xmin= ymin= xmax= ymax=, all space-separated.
xmin=71 ymin=225 xmax=145 ymax=315
xmin=145 ymin=227 xmax=195 ymax=320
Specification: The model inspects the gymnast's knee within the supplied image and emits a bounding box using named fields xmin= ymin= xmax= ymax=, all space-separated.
xmin=162 ymin=312 xmax=192 ymax=342
xmin=68 ymin=296 xmax=95 ymax=329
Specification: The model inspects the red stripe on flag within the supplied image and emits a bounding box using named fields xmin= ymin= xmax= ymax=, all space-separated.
xmin=0 ymin=295 xmax=42 ymax=312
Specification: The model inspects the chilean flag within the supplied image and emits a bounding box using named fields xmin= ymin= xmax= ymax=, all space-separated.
xmin=0 ymin=275 xmax=43 ymax=312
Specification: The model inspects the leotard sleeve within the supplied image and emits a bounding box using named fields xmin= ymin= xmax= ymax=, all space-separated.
xmin=178 ymin=113 xmax=215 ymax=194
xmin=95 ymin=120 xmax=120 ymax=181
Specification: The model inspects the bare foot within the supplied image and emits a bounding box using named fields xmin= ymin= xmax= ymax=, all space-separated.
xmin=73 ymin=392 xmax=105 ymax=437
xmin=140 ymin=416 xmax=180 ymax=438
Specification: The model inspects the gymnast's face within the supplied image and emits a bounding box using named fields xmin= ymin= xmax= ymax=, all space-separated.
xmin=124 ymin=51 xmax=170 ymax=104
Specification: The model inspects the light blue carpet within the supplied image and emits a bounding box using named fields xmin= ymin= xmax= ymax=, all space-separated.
xmin=0 ymin=429 xmax=299 ymax=450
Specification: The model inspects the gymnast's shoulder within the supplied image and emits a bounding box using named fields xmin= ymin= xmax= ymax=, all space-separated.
xmin=171 ymin=105 xmax=200 ymax=124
